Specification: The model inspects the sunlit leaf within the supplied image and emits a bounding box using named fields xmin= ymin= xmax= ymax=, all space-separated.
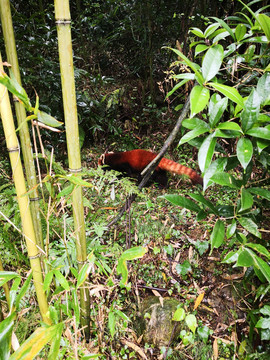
xmin=238 ymin=217 xmax=261 ymax=238
xmin=209 ymin=82 xmax=244 ymax=107
xmin=208 ymin=94 xmax=228 ymax=128
xmin=241 ymin=89 xmax=260 ymax=132
xmin=202 ymin=45 xmax=224 ymax=82
xmin=190 ymin=85 xmax=210 ymax=117
xmin=179 ymin=124 xmax=209 ymax=146
xmin=185 ymin=314 xmax=198 ymax=334
xmin=172 ymin=307 xmax=185 ymax=321
xmin=198 ymin=133 xmax=216 ymax=173
xmin=236 ymin=137 xmax=253 ymax=170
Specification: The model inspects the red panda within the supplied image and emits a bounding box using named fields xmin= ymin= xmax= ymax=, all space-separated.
xmin=98 ymin=149 xmax=203 ymax=187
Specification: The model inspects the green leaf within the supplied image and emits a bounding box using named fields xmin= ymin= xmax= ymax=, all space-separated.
xmin=222 ymin=250 xmax=239 ymax=264
xmin=10 ymin=324 xmax=63 ymax=360
xmin=202 ymin=45 xmax=224 ymax=82
xmin=211 ymin=172 xmax=240 ymax=188
xmin=0 ymin=312 xmax=15 ymax=360
xmin=163 ymin=194 xmax=201 ymax=212
xmin=182 ymin=118 xmax=208 ymax=130
xmin=166 ymin=79 xmax=190 ymax=98
xmin=246 ymin=243 xmax=270 ymax=260
xmin=172 ymin=307 xmax=186 ymax=321
xmin=77 ymin=261 xmax=94 ymax=289
xmin=204 ymin=23 xmax=220 ymax=38
xmin=255 ymin=256 xmax=270 ymax=284
xmin=198 ymin=133 xmax=216 ymax=173
xmin=211 ymin=17 xmax=235 ymax=40
xmin=0 ymin=271 xmax=20 ymax=286
xmin=235 ymin=24 xmax=247 ymax=41
xmin=240 ymin=188 xmax=253 ymax=212
xmin=203 ymin=157 xmax=227 ymax=190
xmin=238 ymin=217 xmax=261 ymax=238
xmin=257 ymin=14 xmax=270 ymax=41
xmin=209 ymin=82 xmax=244 ymax=107
xmin=178 ymin=124 xmax=209 ymax=146
xmin=189 ymin=193 xmax=218 ymax=215
xmin=54 ymin=270 xmax=70 ymax=291
xmin=185 ymin=314 xmax=198 ymax=334
xmin=190 ymin=27 xmax=205 ymax=38
xmin=217 ymin=121 xmax=242 ymax=132
xmin=36 ymin=110 xmax=63 ymax=128
xmin=240 ymin=89 xmax=260 ymax=132
xmin=210 ymin=219 xmax=225 ymax=254
xmin=226 ymin=220 xmax=236 ymax=239
xmin=108 ymin=311 xmax=116 ymax=338
xmin=256 ymin=317 xmax=270 ymax=330
xmin=120 ymin=246 xmax=147 ymax=262
xmin=0 ymin=71 xmax=32 ymax=111
xmin=168 ymin=47 xmax=204 ymax=84
xmin=15 ymin=272 xmax=33 ymax=309
xmin=43 ymin=271 xmax=54 ymax=292
xmin=246 ymin=127 xmax=270 ymax=140
xmin=237 ymin=248 xmax=254 ymax=267
xmin=208 ymin=94 xmax=228 ymax=128
xmin=197 ymin=325 xmax=211 ymax=344
xmin=190 ymin=85 xmax=210 ymax=117
xmin=195 ymin=44 xmax=209 ymax=56
xmin=257 ymin=73 xmax=270 ymax=105
xmin=236 ymin=138 xmax=253 ymax=170
xmin=248 ymin=187 xmax=270 ymax=201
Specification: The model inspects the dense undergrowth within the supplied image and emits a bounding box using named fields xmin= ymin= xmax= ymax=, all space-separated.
xmin=0 ymin=0 xmax=270 ymax=359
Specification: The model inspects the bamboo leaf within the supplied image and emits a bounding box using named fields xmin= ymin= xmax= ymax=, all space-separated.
xmin=236 ymin=137 xmax=253 ymax=170
xmin=202 ymin=45 xmax=224 ymax=82
xmin=0 ymin=312 xmax=16 ymax=360
xmin=54 ymin=270 xmax=70 ymax=291
xmin=190 ymin=85 xmax=210 ymax=117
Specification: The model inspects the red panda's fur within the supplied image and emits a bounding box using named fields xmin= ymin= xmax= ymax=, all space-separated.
xmin=98 ymin=149 xmax=203 ymax=186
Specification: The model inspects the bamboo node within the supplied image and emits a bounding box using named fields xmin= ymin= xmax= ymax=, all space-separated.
xmin=77 ymin=259 xmax=87 ymax=265
xmin=29 ymin=253 xmax=41 ymax=260
xmin=69 ymin=167 xmax=82 ymax=173
xmin=7 ymin=146 xmax=20 ymax=153
xmin=30 ymin=197 xmax=40 ymax=202
xmin=55 ymin=19 xmax=71 ymax=25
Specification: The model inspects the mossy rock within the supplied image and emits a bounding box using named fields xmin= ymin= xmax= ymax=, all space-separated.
xmin=138 ymin=296 xmax=182 ymax=347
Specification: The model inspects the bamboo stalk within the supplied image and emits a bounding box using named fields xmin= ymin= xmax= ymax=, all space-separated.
xmin=0 ymin=52 xmax=51 ymax=325
xmin=54 ymin=0 xmax=90 ymax=340
xmin=0 ymin=0 xmax=44 ymax=253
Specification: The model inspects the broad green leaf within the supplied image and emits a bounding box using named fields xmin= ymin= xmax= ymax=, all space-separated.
xmin=204 ymin=23 xmax=220 ymax=38
xmin=198 ymin=133 xmax=216 ymax=173
xmin=0 ymin=312 xmax=15 ymax=360
xmin=246 ymin=243 xmax=270 ymax=260
xmin=77 ymin=261 xmax=94 ymax=288
xmin=211 ymin=172 xmax=240 ymax=189
xmin=190 ymin=85 xmax=210 ymax=117
xmin=203 ymin=157 xmax=227 ymax=190
xmin=173 ymin=307 xmax=186 ymax=321
xmin=197 ymin=325 xmax=211 ymax=344
xmin=226 ymin=220 xmax=236 ymax=239
xmin=255 ymin=256 xmax=270 ymax=284
xmin=188 ymin=193 xmax=218 ymax=215
xmin=0 ymin=71 xmax=32 ymax=111
xmin=202 ymin=45 xmax=224 ymax=82
xmin=248 ymin=187 xmax=270 ymax=201
xmin=210 ymin=219 xmax=225 ymax=254
xmin=120 ymin=246 xmax=147 ymax=261
xmin=256 ymin=317 xmax=270 ymax=329
xmin=208 ymin=94 xmax=228 ymax=128
xmin=238 ymin=217 xmax=261 ymax=238
xmin=10 ymin=324 xmax=63 ymax=360
xmin=37 ymin=110 xmax=63 ymax=128
xmin=246 ymin=127 xmax=270 ymax=140
xmin=182 ymin=118 xmax=208 ymax=130
xmin=257 ymin=138 xmax=270 ymax=154
xmin=257 ymin=14 xmax=270 ymax=41
xmin=166 ymin=79 xmax=190 ymax=98
xmin=236 ymin=138 xmax=253 ymax=170
xmin=163 ymin=194 xmax=201 ymax=212
xmin=257 ymin=73 xmax=270 ymax=105
xmin=168 ymin=47 xmax=204 ymax=84
xmin=178 ymin=124 xmax=209 ymax=146
xmin=237 ymin=248 xmax=254 ymax=267
xmin=211 ymin=17 xmax=235 ymax=40
xmin=0 ymin=271 xmax=20 ymax=286
xmin=185 ymin=314 xmax=198 ymax=334
xmin=174 ymin=73 xmax=196 ymax=80
xmin=222 ymin=250 xmax=239 ymax=264
xmin=108 ymin=311 xmax=116 ymax=338
xmin=240 ymin=188 xmax=253 ymax=212
xmin=54 ymin=270 xmax=70 ymax=291
xmin=190 ymin=27 xmax=205 ymax=38
xmin=209 ymin=82 xmax=244 ymax=107
xmin=217 ymin=121 xmax=242 ymax=132
xmin=116 ymin=259 xmax=128 ymax=285
xmin=240 ymin=89 xmax=260 ymax=132
xmin=195 ymin=44 xmax=208 ymax=56
xmin=235 ymin=24 xmax=247 ymax=41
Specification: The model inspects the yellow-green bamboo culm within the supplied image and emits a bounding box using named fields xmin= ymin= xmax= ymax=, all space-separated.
xmin=54 ymin=0 xmax=90 ymax=340
xmin=0 ymin=52 xmax=51 ymax=325
xmin=0 ymin=0 xmax=44 ymax=253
